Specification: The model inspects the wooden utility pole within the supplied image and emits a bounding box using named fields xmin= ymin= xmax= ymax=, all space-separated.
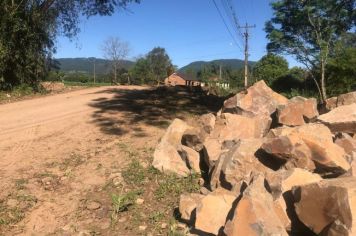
xmin=93 ymin=58 xmax=96 ymax=84
xmin=238 ymin=23 xmax=255 ymax=88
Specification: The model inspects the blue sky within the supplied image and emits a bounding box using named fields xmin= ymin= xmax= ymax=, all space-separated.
xmin=55 ymin=0 xmax=298 ymax=68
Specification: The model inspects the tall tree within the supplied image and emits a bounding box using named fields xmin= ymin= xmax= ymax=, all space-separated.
xmin=0 ymin=0 xmax=140 ymax=90
xmin=253 ymin=54 xmax=289 ymax=85
xmin=146 ymin=47 xmax=172 ymax=86
xmin=101 ymin=37 xmax=130 ymax=84
xmin=265 ymin=0 xmax=355 ymax=102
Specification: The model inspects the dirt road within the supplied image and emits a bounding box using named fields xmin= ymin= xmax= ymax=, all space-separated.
xmin=0 ymin=86 xmax=164 ymax=235
xmin=0 ymin=85 xmax=222 ymax=235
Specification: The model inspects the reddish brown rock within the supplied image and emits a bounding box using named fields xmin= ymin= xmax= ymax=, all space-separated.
xmin=203 ymin=137 xmax=223 ymax=168
xmin=195 ymin=188 xmax=236 ymax=235
xmin=224 ymin=175 xmax=288 ymax=236
xmin=293 ymin=177 xmax=356 ymax=235
xmin=326 ymin=96 xmax=338 ymax=110
xmin=267 ymin=168 xmax=322 ymax=197
xmin=318 ymin=104 xmax=356 ymax=133
xmin=223 ymin=80 xmax=289 ymax=117
xmin=209 ymin=113 xmax=271 ymax=142
xmin=199 ymin=113 xmax=216 ymax=134
xmin=261 ymin=124 xmax=350 ymax=173
xmin=153 ymin=119 xmax=190 ymax=176
xmin=210 ymin=138 xmax=271 ymax=190
xmin=335 ymin=134 xmax=356 ymax=155
xmin=179 ymin=193 xmax=204 ymax=222
xmin=277 ymin=96 xmax=318 ymax=126
xmin=179 ymin=145 xmax=201 ymax=174
xmin=337 ymin=91 xmax=356 ymax=106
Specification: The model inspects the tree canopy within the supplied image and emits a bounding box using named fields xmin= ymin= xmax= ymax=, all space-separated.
xmin=0 ymin=0 xmax=140 ymax=90
xmin=253 ymin=54 xmax=289 ymax=86
xmin=265 ymin=0 xmax=355 ymax=101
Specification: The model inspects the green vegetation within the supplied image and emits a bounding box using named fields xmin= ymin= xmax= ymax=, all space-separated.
xmin=129 ymin=47 xmax=175 ymax=85
xmin=253 ymin=54 xmax=289 ymax=86
xmin=0 ymin=0 xmax=140 ymax=91
xmin=266 ymin=0 xmax=355 ymax=101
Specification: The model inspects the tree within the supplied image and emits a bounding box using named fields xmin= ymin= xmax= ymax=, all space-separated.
xmin=129 ymin=58 xmax=152 ymax=84
xmin=101 ymin=37 xmax=130 ymax=84
xmin=146 ymin=47 xmax=173 ymax=86
xmin=0 ymin=0 xmax=140 ymax=90
xmin=253 ymin=54 xmax=289 ymax=85
xmin=326 ymin=32 xmax=356 ymax=96
xmin=265 ymin=0 xmax=355 ymax=102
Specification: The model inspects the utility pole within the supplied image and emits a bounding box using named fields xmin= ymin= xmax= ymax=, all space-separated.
xmin=238 ymin=23 xmax=256 ymax=88
xmin=93 ymin=57 xmax=96 ymax=84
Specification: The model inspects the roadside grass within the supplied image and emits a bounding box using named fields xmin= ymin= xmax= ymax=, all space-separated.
xmin=63 ymin=81 xmax=111 ymax=87
xmin=104 ymin=142 xmax=200 ymax=235
xmin=0 ymin=179 xmax=37 ymax=229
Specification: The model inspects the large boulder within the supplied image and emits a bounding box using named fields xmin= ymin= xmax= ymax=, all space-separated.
xmin=179 ymin=193 xmax=204 ymax=222
xmin=209 ymin=113 xmax=271 ymax=141
xmin=199 ymin=113 xmax=216 ymax=134
xmin=267 ymin=168 xmax=322 ymax=198
xmin=318 ymin=104 xmax=356 ymax=133
xmin=293 ymin=177 xmax=356 ymax=236
xmin=210 ymin=138 xmax=272 ymax=190
xmin=195 ymin=188 xmax=236 ymax=235
xmin=277 ymin=96 xmax=319 ymax=126
xmin=223 ymin=80 xmax=289 ymax=117
xmin=152 ymin=119 xmax=190 ymax=176
xmin=335 ymin=133 xmax=356 ymax=156
xmin=261 ymin=123 xmax=350 ymax=174
xmin=224 ymin=175 xmax=288 ymax=236
xmin=337 ymin=91 xmax=356 ymax=106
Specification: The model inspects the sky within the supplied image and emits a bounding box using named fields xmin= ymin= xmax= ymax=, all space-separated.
xmin=55 ymin=0 xmax=299 ymax=68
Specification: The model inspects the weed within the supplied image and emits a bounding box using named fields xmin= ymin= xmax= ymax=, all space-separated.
xmin=149 ymin=211 xmax=164 ymax=224
xmin=15 ymin=179 xmax=28 ymax=190
xmin=154 ymin=173 xmax=200 ymax=200
xmin=111 ymin=190 xmax=142 ymax=215
xmin=121 ymin=159 xmax=146 ymax=186
xmin=60 ymin=153 xmax=85 ymax=171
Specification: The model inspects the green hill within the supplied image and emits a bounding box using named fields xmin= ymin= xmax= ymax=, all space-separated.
xmin=179 ymin=59 xmax=256 ymax=73
xmin=55 ymin=57 xmax=134 ymax=74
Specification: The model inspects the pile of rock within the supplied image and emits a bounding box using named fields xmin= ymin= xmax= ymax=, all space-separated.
xmin=152 ymin=80 xmax=356 ymax=236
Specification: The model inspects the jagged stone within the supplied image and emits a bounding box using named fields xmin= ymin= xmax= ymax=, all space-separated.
xmin=179 ymin=193 xmax=204 ymax=222
xmin=210 ymin=138 xmax=271 ymax=190
xmin=335 ymin=133 xmax=356 ymax=156
xmin=199 ymin=113 xmax=216 ymax=134
xmin=293 ymin=177 xmax=356 ymax=235
xmin=195 ymin=188 xmax=236 ymax=235
xmin=337 ymin=91 xmax=356 ymax=106
xmin=179 ymin=145 xmax=200 ymax=174
xmin=318 ymin=104 xmax=356 ymax=133
xmin=261 ymin=123 xmax=350 ymax=173
xmin=224 ymin=175 xmax=288 ymax=236
xmin=326 ymin=96 xmax=338 ymax=110
xmin=153 ymin=119 xmax=190 ymax=176
xmin=223 ymin=80 xmax=289 ymax=117
xmin=277 ymin=96 xmax=318 ymax=126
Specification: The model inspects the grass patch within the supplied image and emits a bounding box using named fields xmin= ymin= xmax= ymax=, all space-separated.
xmin=14 ymin=179 xmax=28 ymax=190
xmin=0 ymin=193 xmax=37 ymax=226
xmin=121 ymin=159 xmax=146 ymax=186
xmin=63 ymin=81 xmax=111 ymax=87
xmin=154 ymin=173 xmax=200 ymax=201
xmin=111 ymin=189 xmax=143 ymax=222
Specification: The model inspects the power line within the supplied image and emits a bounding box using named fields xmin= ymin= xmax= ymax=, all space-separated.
xmin=211 ymin=0 xmax=243 ymax=52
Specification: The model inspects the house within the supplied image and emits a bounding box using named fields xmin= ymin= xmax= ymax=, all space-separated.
xmin=164 ymin=73 xmax=201 ymax=87
xmin=204 ymin=76 xmax=230 ymax=89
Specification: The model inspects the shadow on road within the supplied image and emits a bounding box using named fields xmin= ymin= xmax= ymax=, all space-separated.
xmin=89 ymin=86 xmax=226 ymax=137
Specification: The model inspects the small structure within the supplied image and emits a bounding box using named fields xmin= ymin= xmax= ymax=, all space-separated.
xmin=204 ymin=76 xmax=230 ymax=89
xmin=165 ymin=73 xmax=201 ymax=87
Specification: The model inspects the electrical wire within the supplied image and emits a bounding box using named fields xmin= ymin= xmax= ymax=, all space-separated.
xmin=211 ymin=0 xmax=243 ymax=52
